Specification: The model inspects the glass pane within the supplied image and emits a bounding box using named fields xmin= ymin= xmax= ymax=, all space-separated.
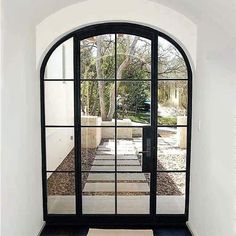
xmin=117 ymin=81 xmax=151 ymax=125
xmin=158 ymin=37 xmax=187 ymax=79
xmin=157 ymin=127 xmax=187 ymax=171
xmin=45 ymin=38 xmax=73 ymax=79
xmin=81 ymin=128 xmax=115 ymax=172
xmin=47 ymin=172 xmax=75 ymax=214
xmin=156 ymin=172 xmax=185 ymax=214
xmin=80 ymin=34 xmax=115 ymax=80
xmin=158 ymin=81 xmax=188 ymax=125
xmin=46 ymin=128 xmax=74 ymax=171
xmin=116 ymin=128 xmax=143 ymax=172
xmin=117 ymin=34 xmax=151 ymax=80
xmin=81 ymin=81 xmax=115 ymax=124
xmin=82 ymin=173 xmax=115 ymax=214
xmin=117 ymin=173 xmax=150 ymax=214
xmin=44 ymin=81 xmax=74 ymax=126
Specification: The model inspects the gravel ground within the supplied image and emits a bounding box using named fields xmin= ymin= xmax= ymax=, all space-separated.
xmin=48 ymin=136 xmax=184 ymax=196
xmin=47 ymin=148 xmax=96 ymax=195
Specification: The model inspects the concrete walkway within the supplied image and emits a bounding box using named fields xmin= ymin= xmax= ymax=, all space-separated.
xmin=83 ymin=139 xmax=150 ymax=214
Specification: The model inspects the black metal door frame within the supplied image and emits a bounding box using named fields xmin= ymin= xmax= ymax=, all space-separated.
xmin=40 ymin=23 xmax=192 ymax=226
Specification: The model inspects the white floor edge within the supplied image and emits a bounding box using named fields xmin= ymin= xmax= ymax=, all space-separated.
xmin=37 ymin=222 xmax=46 ymax=236
xmin=186 ymin=221 xmax=198 ymax=236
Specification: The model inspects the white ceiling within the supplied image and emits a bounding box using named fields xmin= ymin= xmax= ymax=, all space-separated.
xmin=4 ymin=0 xmax=236 ymax=30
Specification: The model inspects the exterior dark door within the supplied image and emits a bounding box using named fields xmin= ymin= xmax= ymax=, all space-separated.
xmin=77 ymin=28 xmax=157 ymax=216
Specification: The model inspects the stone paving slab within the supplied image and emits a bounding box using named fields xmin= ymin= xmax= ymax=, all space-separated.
xmin=117 ymin=196 xmax=149 ymax=214
xmin=156 ymin=196 xmax=185 ymax=214
xmin=96 ymin=151 xmax=136 ymax=155
xmin=97 ymin=147 xmax=112 ymax=151
xmin=90 ymin=165 xmax=141 ymax=171
xmin=48 ymin=195 xmax=184 ymax=215
xmin=117 ymin=166 xmax=142 ymax=171
xmin=94 ymin=155 xmax=138 ymax=160
xmin=93 ymin=159 xmax=140 ymax=165
xmin=87 ymin=173 xmax=146 ymax=181
xmin=82 ymin=196 xmax=115 ymax=214
xmin=83 ymin=183 xmax=149 ymax=192
xmin=82 ymin=196 xmax=149 ymax=214
xmin=48 ymin=196 xmax=75 ymax=214
xmin=90 ymin=166 xmax=115 ymax=171
xmin=93 ymin=160 xmax=115 ymax=165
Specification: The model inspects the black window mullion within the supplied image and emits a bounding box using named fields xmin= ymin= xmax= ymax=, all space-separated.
xmin=150 ymin=33 xmax=158 ymax=216
xmin=185 ymin=57 xmax=193 ymax=218
xmin=41 ymin=57 xmax=48 ymax=218
xmin=74 ymin=35 xmax=82 ymax=216
xmin=114 ymin=33 xmax=118 ymax=215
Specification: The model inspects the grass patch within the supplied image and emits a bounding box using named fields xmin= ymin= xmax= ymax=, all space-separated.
xmin=158 ymin=117 xmax=177 ymax=125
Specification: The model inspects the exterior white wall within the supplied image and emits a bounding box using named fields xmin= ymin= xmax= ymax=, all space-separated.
xmin=46 ymin=128 xmax=74 ymax=172
xmin=45 ymin=38 xmax=74 ymax=172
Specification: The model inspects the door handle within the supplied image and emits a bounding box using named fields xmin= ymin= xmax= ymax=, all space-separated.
xmin=138 ymin=151 xmax=150 ymax=154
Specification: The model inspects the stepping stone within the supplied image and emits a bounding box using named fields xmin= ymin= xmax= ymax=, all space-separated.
xmin=93 ymin=159 xmax=140 ymax=165
xmin=87 ymin=173 xmax=146 ymax=181
xmin=83 ymin=183 xmax=115 ymax=192
xmin=91 ymin=165 xmax=141 ymax=171
xmin=156 ymin=196 xmax=185 ymax=214
xmin=117 ymin=166 xmax=142 ymax=171
xmin=49 ymin=196 xmax=185 ymax=215
xmin=87 ymin=173 xmax=115 ymax=181
xmin=48 ymin=196 xmax=76 ymax=214
xmin=117 ymin=196 xmax=149 ymax=214
xmin=117 ymin=155 xmax=138 ymax=160
xmin=90 ymin=165 xmax=115 ymax=171
xmin=82 ymin=196 xmax=115 ymax=214
xmin=95 ymin=155 xmax=138 ymax=160
xmin=117 ymin=160 xmax=140 ymax=165
xmin=96 ymin=151 xmax=115 ymax=155
xmin=83 ymin=183 xmax=149 ymax=192
xmin=93 ymin=160 xmax=115 ymax=165
xmin=97 ymin=147 xmax=112 ymax=151
xmin=117 ymin=183 xmax=149 ymax=192
xmin=95 ymin=155 xmax=115 ymax=160
xmin=82 ymin=196 xmax=149 ymax=214
xmin=117 ymin=173 xmax=147 ymax=181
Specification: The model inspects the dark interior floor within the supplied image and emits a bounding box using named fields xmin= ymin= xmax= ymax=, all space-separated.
xmin=41 ymin=225 xmax=192 ymax=236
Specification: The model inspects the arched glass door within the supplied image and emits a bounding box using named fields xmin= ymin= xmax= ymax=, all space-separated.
xmin=41 ymin=23 xmax=191 ymax=224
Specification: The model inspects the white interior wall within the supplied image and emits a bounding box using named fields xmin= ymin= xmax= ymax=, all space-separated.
xmin=0 ymin=0 xmax=2 ymax=232
xmin=188 ymin=18 xmax=235 ymax=236
xmin=1 ymin=1 xmax=43 ymax=236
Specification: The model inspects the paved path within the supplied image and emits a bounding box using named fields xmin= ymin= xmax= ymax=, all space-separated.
xmin=82 ymin=139 xmax=150 ymax=214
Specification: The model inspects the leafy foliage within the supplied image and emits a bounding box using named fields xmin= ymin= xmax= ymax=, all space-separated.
xmin=80 ymin=34 xmax=188 ymax=121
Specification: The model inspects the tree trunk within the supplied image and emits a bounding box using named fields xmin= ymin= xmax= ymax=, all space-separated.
xmin=106 ymin=36 xmax=139 ymax=121
xmin=96 ymin=36 xmax=107 ymax=120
